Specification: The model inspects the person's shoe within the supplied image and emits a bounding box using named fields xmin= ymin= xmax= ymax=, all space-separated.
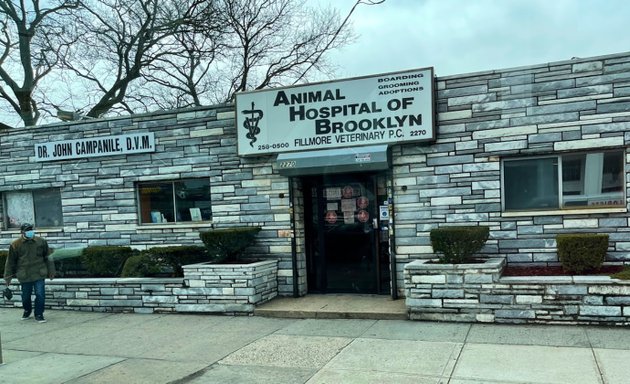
xmin=21 ymin=311 xmax=32 ymax=320
xmin=35 ymin=315 xmax=47 ymax=323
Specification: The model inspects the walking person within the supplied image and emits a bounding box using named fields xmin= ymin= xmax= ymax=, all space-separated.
xmin=3 ymin=223 xmax=55 ymax=323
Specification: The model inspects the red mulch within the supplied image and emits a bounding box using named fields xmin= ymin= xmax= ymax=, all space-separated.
xmin=502 ymin=265 xmax=624 ymax=277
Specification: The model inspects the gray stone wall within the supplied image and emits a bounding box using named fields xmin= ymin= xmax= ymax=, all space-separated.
xmin=393 ymin=52 xmax=630 ymax=295
xmin=2 ymin=51 xmax=630 ymax=299
xmin=405 ymin=259 xmax=630 ymax=325
xmin=0 ymin=106 xmax=295 ymax=295
xmin=0 ymin=260 xmax=278 ymax=315
xmin=181 ymin=260 xmax=278 ymax=313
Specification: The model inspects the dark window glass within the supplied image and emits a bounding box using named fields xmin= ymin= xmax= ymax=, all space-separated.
xmin=34 ymin=189 xmax=63 ymax=227
xmin=504 ymin=150 xmax=625 ymax=211
xmin=562 ymin=151 xmax=624 ymax=207
xmin=504 ymin=157 xmax=559 ymax=210
xmin=138 ymin=179 xmax=211 ymax=224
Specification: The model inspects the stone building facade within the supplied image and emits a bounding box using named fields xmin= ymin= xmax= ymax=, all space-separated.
xmin=1 ymin=51 xmax=629 ymax=299
xmin=392 ymin=51 xmax=630 ymax=291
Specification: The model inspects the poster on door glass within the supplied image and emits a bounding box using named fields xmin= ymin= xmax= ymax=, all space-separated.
xmin=357 ymin=209 xmax=370 ymax=223
xmin=342 ymin=185 xmax=354 ymax=198
xmin=341 ymin=199 xmax=355 ymax=212
xmin=325 ymin=187 xmax=341 ymax=200
xmin=357 ymin=196 xmax=369 ymax=209
xmin=325 ymin=210 xmax=338 ymax=224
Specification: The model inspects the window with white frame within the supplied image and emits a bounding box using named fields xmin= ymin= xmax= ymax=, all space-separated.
xmin=137 ymin=179 xmax=212 ymax=224
xmin=503 ymin=150 xmax=625 ymax=211
xmin=3 ymin=189 xmax=64 ymax=229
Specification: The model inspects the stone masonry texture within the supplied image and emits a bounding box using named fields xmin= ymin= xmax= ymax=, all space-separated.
xmin=1 ymin=51 xmax=630 ymax=298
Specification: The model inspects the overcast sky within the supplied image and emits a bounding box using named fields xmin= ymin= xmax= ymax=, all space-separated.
xmin=5 ymin=0 xmax=630 ymax=127
xmin=319 ymin=0 xmax=630 ymax=79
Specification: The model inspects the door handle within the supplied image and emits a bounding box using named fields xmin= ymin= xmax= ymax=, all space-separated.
xmin=372 ymin=218 xmax=378 ymax=229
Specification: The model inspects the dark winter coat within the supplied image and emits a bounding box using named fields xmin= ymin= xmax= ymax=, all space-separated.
xmin=4 ymin=236 xmax=55 ymax=283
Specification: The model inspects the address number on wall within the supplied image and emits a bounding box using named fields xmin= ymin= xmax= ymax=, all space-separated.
xmin=278 ymin=161 xmax=297 ymax=168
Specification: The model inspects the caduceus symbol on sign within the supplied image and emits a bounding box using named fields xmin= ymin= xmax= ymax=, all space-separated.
xmin=242 ymin=101 xmax=263 ymax=147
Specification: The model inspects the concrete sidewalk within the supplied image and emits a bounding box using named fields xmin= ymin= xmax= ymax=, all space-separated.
xmin=1 ymin=308 xmax=630 ymax=384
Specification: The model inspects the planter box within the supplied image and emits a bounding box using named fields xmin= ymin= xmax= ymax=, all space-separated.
xmin=0 ymin=259 xmax=279 ymax=315
xmin=404 ymin=258 xmax=505 ymax=323
xmin=1 ymin=278 xmax=183 ymax=314
xmin=180 ymin=259 xmax=278 ymax=314
xmin=404 ymin=258 xmax=630 ymax=326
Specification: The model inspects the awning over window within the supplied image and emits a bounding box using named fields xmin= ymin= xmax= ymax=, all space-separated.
xmin=276 ymin=145 xmax=390 ymax=176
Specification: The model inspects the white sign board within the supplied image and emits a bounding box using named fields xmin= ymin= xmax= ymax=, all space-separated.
xmin=236 ymin=68 xmax=435 ymax=156
xmin=34 ymin=132 xmax=155 ymax=162
xmin=380 ymin=205 xmax=389 ymax=220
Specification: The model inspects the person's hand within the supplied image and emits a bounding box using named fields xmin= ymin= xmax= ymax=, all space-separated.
xmin=48 ymin=273 xmax=55 ymax=281
xmin=4 ymin=277 xmax=11 ymax=285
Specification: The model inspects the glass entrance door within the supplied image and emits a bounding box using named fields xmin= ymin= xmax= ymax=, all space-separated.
xmin=304 ymin=173 xmax=390 ymax=294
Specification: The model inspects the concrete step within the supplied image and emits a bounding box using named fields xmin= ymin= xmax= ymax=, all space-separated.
xmin=254 ymin=294 xmax=408 ymax=320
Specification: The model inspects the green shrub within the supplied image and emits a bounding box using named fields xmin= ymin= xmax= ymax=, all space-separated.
xmin=557 ymin=233 xmax=608 ymax=274
xmin=80 ymin=246 xmax=134 ymax=277
xmin=51 ymin=248 xmax=87 ymax=277
xmin=121 ymin=252 xmax=162 ymax=277
xmin=611 ymin=266 xmax=630 ymax=280
xmin=430 ymin=226 xmax=490 ymax=264
xmin=145 ymin=245 xmax=208 ymax=277
xmin=0 ymin=250 xmax=7 ymax=276
xmin=51 ymin=248 xmax=84 ymax=260
xmin=55 ymin=257 xmax=88 ymax=277
xmin=199 ymin=227 xmax=262 ymax=263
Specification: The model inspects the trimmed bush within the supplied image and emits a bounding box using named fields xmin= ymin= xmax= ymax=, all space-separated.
xmin=80 ymin=246 xmax=134 ymax=277
xmin=121 ymin=252 xmax=162 ymax=277
xmin=557 ymin=233 xmax=608 ymax=274
xmin=51 ymin=248 xmax=85 ymax=260
xmin=51 ymin=248 xmax=86 ymax=277
xmin=145 ymin=245 xmax=209 ymax=277
xmin=430 ymin=226 xmax=490 ymax=264
xmin=0 ymin=250 xmax=7 ymax=276
xmin=199 ymin=227 xmax=262 ymax=263
xmin=54 ymin=256 xmax=88 ymax=277
xmin=612 ymin=267 xmax=630 ymax=280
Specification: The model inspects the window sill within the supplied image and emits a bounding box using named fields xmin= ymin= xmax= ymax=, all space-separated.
xmin=1 ymin=227 xmax=64 ymax=234
xmin=502 ymin=207 xmax=627 ymax=217
xmin=137 ymin=222 xmax=214 ymax=230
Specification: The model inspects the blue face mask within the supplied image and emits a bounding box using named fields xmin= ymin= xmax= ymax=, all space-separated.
xmin=24 ymin=230 xmax=35 ymax=239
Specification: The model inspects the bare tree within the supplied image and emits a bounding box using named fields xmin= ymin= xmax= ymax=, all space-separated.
xmin=0 ymin=0 xmax=80 ymax=126
xmin=61 ymin=0 xmax=212 ymax=118
xmin=218 ymin=0 xmax=352 ymax=102
xmin=0 ymin=0 xmax=382 ymax=125
xmin=138 ymin=0 xmax=363 ymax=107
xmin=136 ymin=10 xmax=226 ymax=111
